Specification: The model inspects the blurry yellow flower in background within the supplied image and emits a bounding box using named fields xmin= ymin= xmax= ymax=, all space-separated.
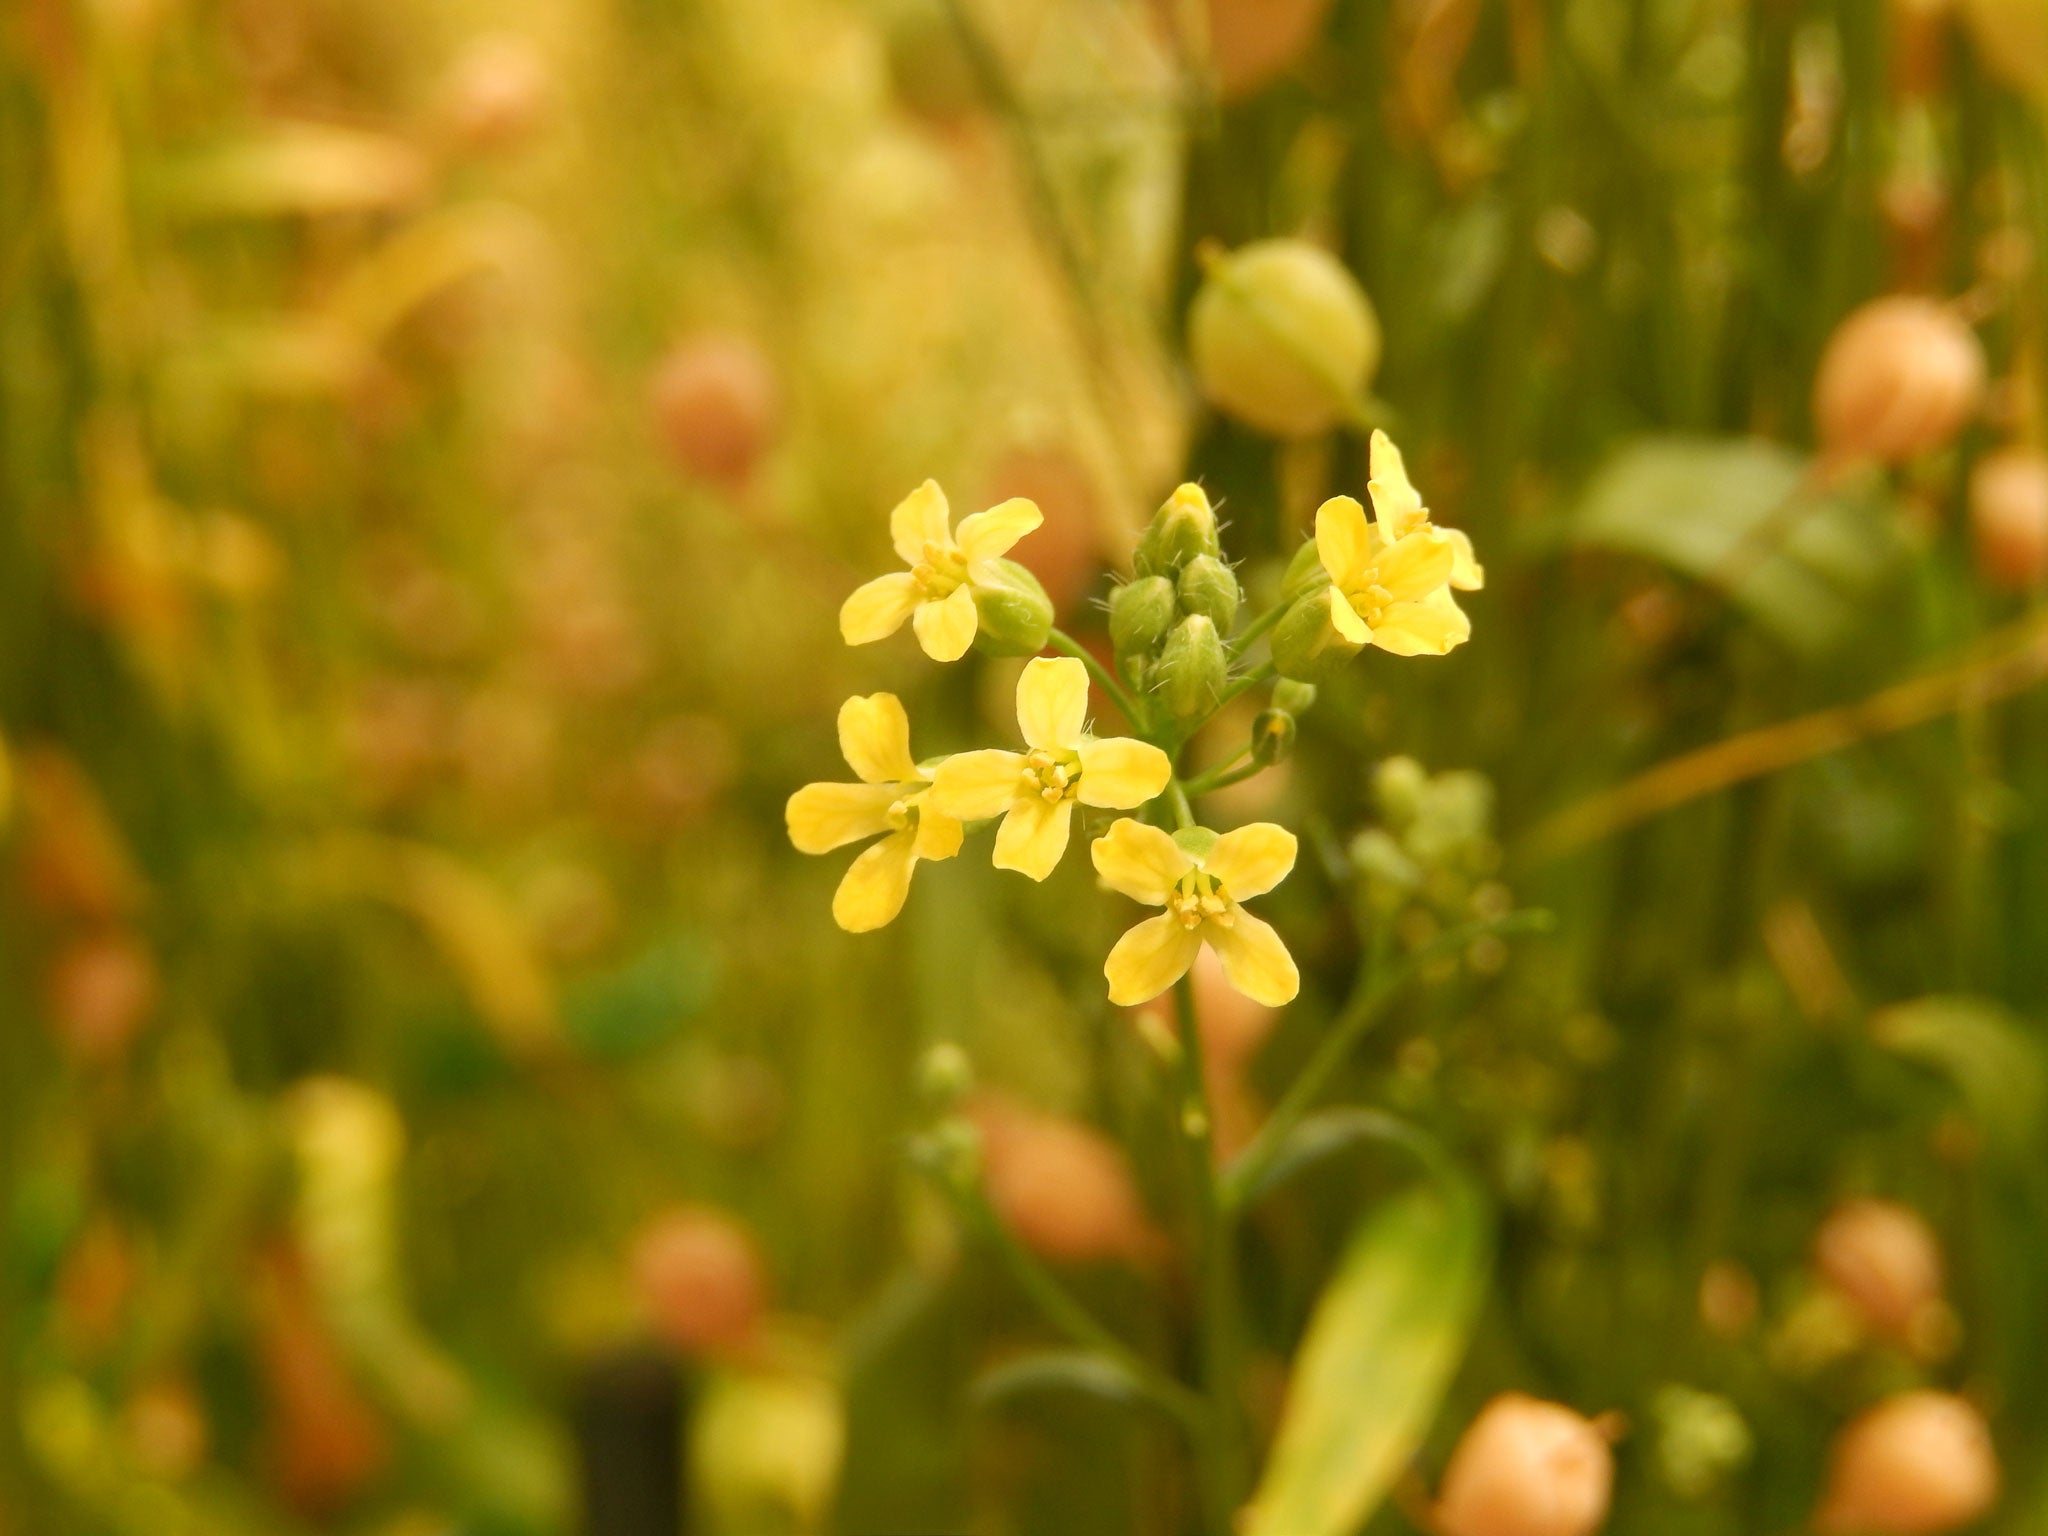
xmin=839 ymin=481 xmax=1042 ymax=662
xmin=1091 ymin=819 xmax=1299 ymax=1007
xmin=1312 ymin=430 xmax=1481 ymax=657
xmin=934 ymin=657 xmax=1170 ymax=881
xmin=786 ymin=694 xmax=962 ymax=932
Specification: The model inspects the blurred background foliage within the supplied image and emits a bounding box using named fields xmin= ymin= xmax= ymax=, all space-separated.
xmin=4 ymin=0 xmax=2048 ymax=1531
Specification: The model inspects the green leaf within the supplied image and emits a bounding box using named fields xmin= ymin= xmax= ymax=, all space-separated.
xmin=1870 ymin=995 xmax=2046 ymax=1155
xmin=1243 ymin=1177 xmax=1490 ymax=1536
xmin=971 ymin=1350 xmax=1151 ymax=1413
xmin=1570 ymin=435 xmax=1908 ymax=653
xmin=1228 ymin=1108 xmax=1449 ymax=1209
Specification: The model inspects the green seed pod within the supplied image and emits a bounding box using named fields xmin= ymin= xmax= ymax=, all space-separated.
xmin=1108 ymin=574 xmax=1178 ymax=659
xmin=1135 ymin=484 xmax=1222 ymax=577
xmin=1177 ymin=554 xmax=1241 ymax=631
xmin=1156 ymin=614 xmax=1227 ymax=722
xmin=1250 ymin=706 xmax=1296 ymax=766
xmin=1282 ymin=537 xmax=1331 ymax=600
xmin=1189 ymin=240 xmax=1382 ymax=438
xmin=1272 ymin=679 xmax=1318 ymax=717
xmin=917 ymin=1042 xmax=975 ymax=1107
xmin=1271 ymin=587 xmax=1363 ymax=684
xmin=970 ymin=559 xmax=1054 ymax=656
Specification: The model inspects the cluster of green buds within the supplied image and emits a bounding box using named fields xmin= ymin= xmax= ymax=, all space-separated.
xmin=1109 ymin=486 xmax=1244 ymax=729
xmin=1349 ymin=756 xmax=1505 ymax=931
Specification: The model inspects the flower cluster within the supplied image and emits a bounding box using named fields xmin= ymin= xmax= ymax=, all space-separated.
xmin=788 ymin=448 xmax=1481 ymax=1008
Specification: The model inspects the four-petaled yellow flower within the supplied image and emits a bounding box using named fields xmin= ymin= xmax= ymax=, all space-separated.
xmin=934 ymin=657 xmax=1171 ymax=881
xmin=786 ymin=693 xmax=963 ymax=932
xmin=1314 ymin=430 xmax=1482 ymax=657
xmin=1092 ymin=819 xmax=1300 ymax=1007
xmin=840 ymin=480 xmax=1042 ymax=663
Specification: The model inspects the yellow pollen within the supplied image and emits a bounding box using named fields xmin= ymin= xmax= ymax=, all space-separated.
xmin=1019 ymin=747 xmax=1081 ymax=803
xmin=912 ymin=539 xmax=968 ymax=598
xmin=1169 ymin=870 xmax=1232 ymax=930
xmin=885 ymin=797 xmax=913 ymax=832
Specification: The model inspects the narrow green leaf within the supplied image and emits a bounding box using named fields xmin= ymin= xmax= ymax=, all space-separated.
xmin=1229 ymin=1108 xmax=1448 ymax=1209
xmin=972 ymin=1350 xmax=1150 ymax=1413
xmin=1871 ymin=995 xmax=2046 ymax=1155
xmin=1243 ymin=1177 xmax=1490 ymax=1536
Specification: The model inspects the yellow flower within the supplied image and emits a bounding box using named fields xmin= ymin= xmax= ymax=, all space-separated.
xmin=1313 ymin=430 xmax=1481 ymax=657
xmin=786 ymin=693 xmax=963 ymax=932
xmin=1091 ymin=819 xmax=1299 ymax=1007
xmin=933 ymin=657 xmax=1171 ymax=882
xmin=839 ymin=481 xmax=1042 ymax=662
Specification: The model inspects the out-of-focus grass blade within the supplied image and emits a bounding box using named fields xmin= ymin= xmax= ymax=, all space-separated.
xmin=1228 ymin=1107 xmax=1448 ymax=1210
xmin=155 ymin=123 xmax=430 ymax=217
xmin=1571 ymin=435 xmax=1907 ymax=653
xmin=1242 ymin=1175 xmax=1490 ymax=1536
xmin=1872 ymin=995 xmax=2047 ymax=1156
xmin=972 ymin=1349 xmax=1151 ymax=1413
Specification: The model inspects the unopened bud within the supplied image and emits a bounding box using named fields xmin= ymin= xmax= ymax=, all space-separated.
xmin=1813 ymin=1198 xmax=1944 ymax=1345
xmin=1250 ymin=706 xmax=1296 ymax=765
xmin=1109 ymin=575 xmax=1179 ymax=659
xmin=1189 ymin=240 xmax=1381 ymax=438
xmin=1816 ymin=1392 xmax=1999 ymax=1535
xmin=1373 ymin=755 xmax=1429 ymax=825
xmin=1969 ymin=448 xmax=2048 ymax=591
xmin=1270 ymin=587 xmax=1362 ymax=684
xmin=629 ymin=1206 xmax=768 ymax=1360
xmin=1135 ymin=484 xmax=1222 ymax=577
xmin=1156 ymin=614 xmax=1228 ymax=722
xmin=1177 ymin=554 xmax=1242 ymax=630
xmin=917 ymin=1042 xmax=975 ymax=1106
xmin=1435 ymin=1393 xmax=1615 ymax=1536
xmin=970 ymin=560 xmax=1054 ymax=656
xmin=1813 ymin=297 xmax=1985 ymax=465
xmin=1282 ymin=537 xmax=1330 ymax=600
xmin=1272 ymin=679 xmax=1318 ymax=716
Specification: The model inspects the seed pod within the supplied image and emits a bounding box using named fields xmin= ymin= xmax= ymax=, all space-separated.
xmin=1813 ymin=1198 xmax=1944 ymax=1344
xmin=1812 ymin=297 xmax=1985 ymax=465
xmin=1135 ymin=483 xmax=1222 ymax=577
xmin=1270 ymin=587 xmax=1362 ymax=684
xmin=972 ymin=1095 xmax=1160 ymax=1266
xmin=1250 ymin=706 xmax=1296 ymax=765
xmin=1180 ymin=0 xmax=1339 ymax=101
xmin=1178 ymin=553 xmax=1242 ymax=630
xmin=970 ymin=559 xmax=1054 ymax=656
xmin=1157 ymin=614 xmax=1228 ymax=722
xmin=649 ymin=333 xmax=779 ymax=487
xmin=1969 ymin=448 xmax=2048 ymax=591
xmin=1189 ymin=240 xmax=1381 ymax=438
xmin=1816 ymin=1392 xmax=1999 ymax=1535
xmin=44 ymin=930 xmax=159 ymax=1064
xmin=1109 ymin=574 xmax=1179 ymax=659
xmin=630 ymin=1206 xmax=768 ymax=1360
xmin=1435 ymin=1393 xmax=1615 ymax=1536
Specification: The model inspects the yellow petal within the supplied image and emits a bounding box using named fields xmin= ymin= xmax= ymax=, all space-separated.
xmin=1104 ymin=913 xmax=1203 ymax=1007
xmin=1090 ymin=818 xmax=1189 ymax=905
xmin=992 ymin=794 xmax=1074 ymax=881
xmin=915 ymin=805 xmax=964 ymax=861
xmin=837 ymin=692 xmax=917 ymax=784
xmin=1074 ymin=737 xmax=1170 ymax=809
xmin=832 ymin=829 xmax=919 ymax=932
xmin=1016 ymin=655 xmax=1088 ymax=751
xmin=889 ymin=479 xmax=952 ymax=565
xmin=1314 ymin=496 xmax=1373 ymax=590
xmin=955 ymin=497 xmax=1042 ymax=564
xmin=1206 ymin=910 xmax=1299 ymax=1006
xmin=786 ymin=781 xmax=898 ymax=854
xmin=932 ymin=749 xmax=1026 ymax=820
xmin=1202 ymin=823 xmax=1297 ymax=900
xmin=913 ymin=583 xmax=978 ymax=662
xmin=1368 ymin=598 xmax=1470 ymax=657
xmin=1327 ymin=588 xmax=1371 ymax=645
xmin=1373 ymin=529 xmax=1456 ymax=603
xmin=1443 ymin=527 xmax=1484 ymax=591
xmin=1366 ymin=430 xmax=1428 ymax=542
xmin=840 ymin=572 xmax=920 ymax=645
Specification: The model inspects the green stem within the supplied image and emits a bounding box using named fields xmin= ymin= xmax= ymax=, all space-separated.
xmin=1216 ymin=661 xmax=1276 ymax=712
xmin=1183 ymin=756 xmax=1265 ymax=799
xmin=1172 ymin=974 xmax=1250 ymax=1532
xmin=1165 ymin=776 xmax=1196 ymax=829
xmin=1227 ymin=601 xmax=1289 ymax=661
xmin=1221 ymin=909 xmax=1552 ymax=1211
xmin=1047 ymin=627 xmax=1146 ymax=729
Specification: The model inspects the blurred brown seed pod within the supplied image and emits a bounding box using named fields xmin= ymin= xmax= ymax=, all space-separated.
xmin=43 ymin=930 xmax=160 ymax=1064
xmin=1969 ymin=447 xmax=2048 ymax=591
xmin=1816 ymin=1392 xmax=1999 ymax=1535
xmin=253 ymin=1244 xmax=391 ymax=1512
xmin=630 ymin=1206 xmax=768 ymax=1360
xmin=1812 ymin=1198 xmax=1945 ymax=1345
xmin=126 ymin=1376 xmax=211 ymax=1480
xmin=650 ymin=333 xmax=781 ymax=488
xmin=440 ymin=34 xmax=552 ymax=155
xmin=15 ymin=749 xmax=145 ymax=921
xmin=1812 ymin=296 xmax=1985 ymax=465
xmin=981 ymin=447 xmax=1105 ymax=618
xmin=1153 ymin=0 xmax=1337 ymax=100
xmin=1435 ymin=1393 xmax=1615 ymax=1536
xmin=971 ymin=1094 xmax=1164 ymax=1267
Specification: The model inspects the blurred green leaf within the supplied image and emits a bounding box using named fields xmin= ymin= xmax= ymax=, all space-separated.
xmin=972 ymin=1349 xmax=1152 ymax=1413
xmin=1243 ymin=1176 xmax=1490 ymax=1536
xmin=1571 ymin=435 xmax=1908 ymax=653
xmin=1871 ymin=995 xmax=2047 ymax=1155
xmin=1229 ymin=1107 xmax=1448 ymax=1209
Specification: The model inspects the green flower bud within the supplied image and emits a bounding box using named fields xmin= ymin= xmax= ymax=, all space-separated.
xmin=1177 ymin=554 xmax=1241 ymax=631
xmin=1108 ymin=574 xmax=1178 ymax=659
xmin=1350 ymin=827 xmax=1422 ymax=912
xmin=1189 ymin=240 xmax=1382 ymax=438
xmin=1134 ymin=484 xmax=1221 ymax=577
xmin=1373 ymin=755 xmax=1428 ymax=827
xmin=1271 ymin=587 xmax=1363 ymax=684
xmin=917 ymin=1042 xmax=975 ymax=1107
xmin=970 ymin=559 xmax=1053 ymax=656
xmin=1282 ymin=537 xmax=1330 ymax=600
xmin=1272 ymin=679 xmax=1318 ymax=716
xmin=1250 ymin=706 xmax=1296 ymax=765
xmin=1156 ymin=614 xmax=1227 ymax=722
